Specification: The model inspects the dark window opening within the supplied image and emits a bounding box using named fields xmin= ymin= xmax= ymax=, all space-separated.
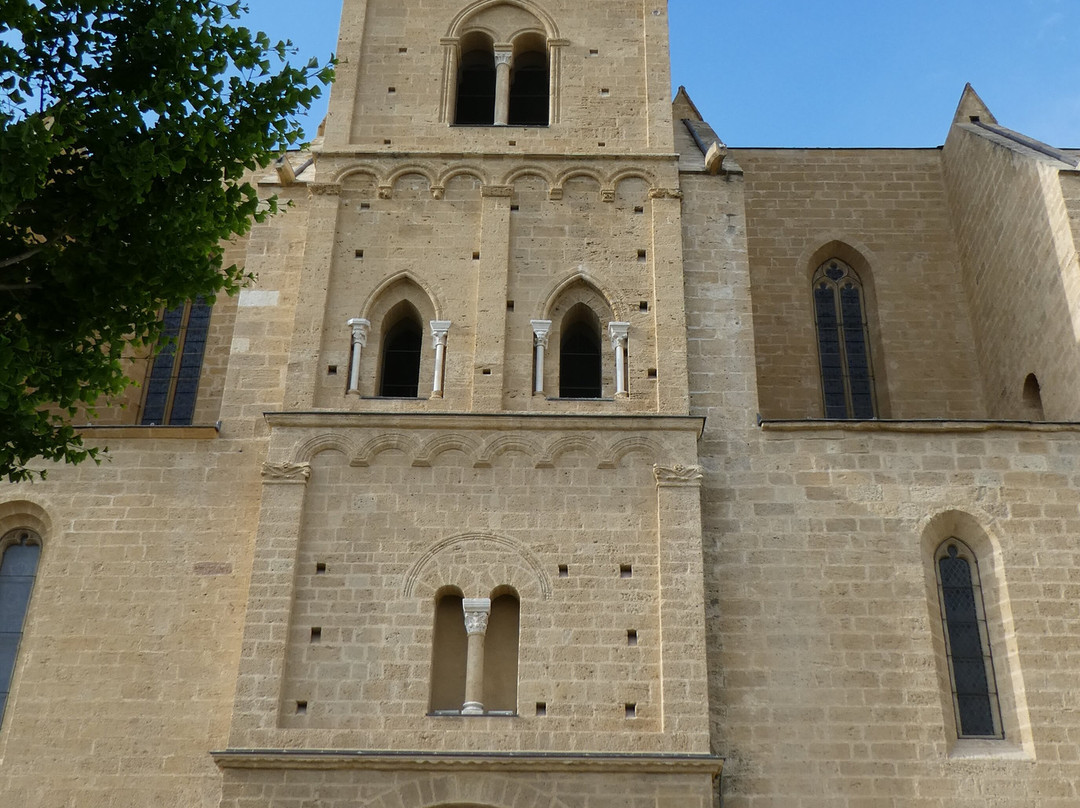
xmin=0 ymin=530 xmax=41 ymax=728
xmin=937 ymin=541 xmax=1003 ymax=739
xmin=141 ymin=298 xmax=212 ymax=425
xmin=508 ymin=48 xmax=549 ymax=126
xmin=379 ymin=308 xmax=423 ymax=397
xmin=559 ymin=305 xmax=602 ymax=398
xmin=1022 ymin=373 xmax=1045 ymax=420
xmin=455 ymin=40 xmax=496 ymax=125
xmin=813 ymin=260 xmax=875 ymax=419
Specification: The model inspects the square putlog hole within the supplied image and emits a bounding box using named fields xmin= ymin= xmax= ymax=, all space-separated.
xmin=535 ymin=702 xmax=547 ymax=717
xmin=627 ymin=630 xmax=638 ymax=646
xmin=625 ymin=703 xmax=637 ymax=719
xmin=619 ymin=564 xmax=632 ymax=578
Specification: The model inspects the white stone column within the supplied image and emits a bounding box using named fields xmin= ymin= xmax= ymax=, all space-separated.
xmin=493 ymin=49 xmax=513 ymax=126
xmin=346 ymin=318 xmax=370 ymax=394
xmin=461 ymin=597 xmax=491 ymax=715
xmin=609 ymin=322 xmax=630 ymax=397
xmin=430 ymin=320 xmax=451 ymax=398
xmin=531 ymin=319 xmax=552 ymax=395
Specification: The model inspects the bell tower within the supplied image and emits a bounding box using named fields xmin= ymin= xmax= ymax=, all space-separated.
xmin=215 ymin=2 xmax=718 ymax=806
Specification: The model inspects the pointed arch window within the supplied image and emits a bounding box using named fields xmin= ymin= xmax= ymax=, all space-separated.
xmin=0 ymin=529 xmax=41 ymax=727
xmin=559 ymin=304 xmax=602 ymax=398
xmin=812 ymin=260 xmax=875 ymax=419
xmin=141 ymin=298 xmax=212 ymax=424
xmin=379 ymin=303 xmax=423 ymax=397
xmin=936 ymin=539 xmax=1003 ymax=739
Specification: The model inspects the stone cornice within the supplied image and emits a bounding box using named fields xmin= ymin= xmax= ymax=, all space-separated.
xmin=75 ymin=425 xmax=220 ymax=440
xmin=211 ymin=749 xmax=723 ymax=775
xmin=759 ymin=418 xmax=1080 ymax=435
xmin=264 ymin=411 xmax=705 ymax=436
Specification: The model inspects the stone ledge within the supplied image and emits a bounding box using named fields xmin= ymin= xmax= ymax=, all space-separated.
xmin=75 ymin=424 xmax=220 ymax=440
xmin=211 ymin=749 xmax=723 ymax=775
xmin=265 ymin=411 xmax=705 ymax=435
xmin=759 ymin=418 xmax=1080 ymax=435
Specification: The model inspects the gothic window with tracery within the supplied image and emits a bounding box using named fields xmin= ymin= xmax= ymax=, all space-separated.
xmin=812 ymin=259 xmax=875 ymax=419
xmin=141 ymin=298 xmax=212 ymax=424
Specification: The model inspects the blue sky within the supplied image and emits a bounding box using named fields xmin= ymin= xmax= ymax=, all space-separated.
xmin=245 ymin=0 xmax=1080 ymax=147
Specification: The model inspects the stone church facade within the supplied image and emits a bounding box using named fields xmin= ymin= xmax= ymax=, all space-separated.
xmin=2 ymin=1 xmax=1079 ymax=806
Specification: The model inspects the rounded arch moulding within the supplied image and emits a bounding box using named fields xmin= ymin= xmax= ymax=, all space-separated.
xmin=446 ymin=0 xmax=561 ymax=41
xmin=403 ymin=531 xmax=554 ymax=600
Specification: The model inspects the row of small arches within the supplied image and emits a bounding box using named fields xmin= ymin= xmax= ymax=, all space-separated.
xmin=287 ymin=432 xmax=669 ymax=470
xmin=335 ymin=163 xmax=660 ymax=199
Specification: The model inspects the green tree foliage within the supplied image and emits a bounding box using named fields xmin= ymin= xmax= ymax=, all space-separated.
xmin=0 ymin=1 xmax=333 ymax=482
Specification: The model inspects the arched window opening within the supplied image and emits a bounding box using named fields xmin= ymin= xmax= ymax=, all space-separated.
xmin=936 ymin=540 xmax=1003 ymax=739
xmin=429 ymin=589 xmax=467 ymax=713
xmin=1022 ymin=373 xmax=1045 ymax=420
xmin=483 ymin=591 xmax=520 ymax=714
xmin=559 ymin=304 xmax=602 ymax=398
xmin=0 ymin=529 xmax=41 ymax=727
xmin=379 ymin=303 xmax=423 ymax=397
xmin=508 ymin=35 xmax=549 ymax=126
xmin=454 ymin=33 xmax=496 ymax=125
xmin=812 ymin=259 xmax=876 ymax=419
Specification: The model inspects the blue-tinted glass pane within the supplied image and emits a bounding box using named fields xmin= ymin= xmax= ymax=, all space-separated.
xmin=0 ymin=543 xmax=39 ymax=577
xmin=0 ymin=579 xmax=33 ymax=620
xmin=840 ymin=284 xmax=874 ymax=419
xmin=0 ymin=633 xmax=18 ymax=693
xmin=814 ymin=283 xmax=847 ymax=418
xmin=956 ymin=694 xmax=996 ymax=737
xmin=141 ymin=305 xmax=185 ymax=425
xmin=170 ymin=299 xmax=211 ymax=425
xmin=939 ymin=552 xmax=997 ymax=737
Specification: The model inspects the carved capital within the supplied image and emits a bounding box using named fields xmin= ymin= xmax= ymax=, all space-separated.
xmin=377 ymin=185 xmax=393 ymax=199
xmin=482 ymin=184 xmax=514 ymax=198
xmin=531 ymin=319 xmax=552 ymax=348
xmin=600 ymin=188 xmax=616 ymax=203
xmin=493 ymin=50 xmax=513 ymax=67
xmin=608 ymin=321 xmax=630 ymax=351
xmin=462 ymin=597 xmax=491 ymax=635
xmin=347 ymin=317 xmax=370 ymax=347
xmin=548 ymin=187 xmax=564 ymax=200
xmin=262 ymin=461 xmax=312 ymax=484
xmin=430 ymin=185 xmax=445 ymax=200
xmin=653 ymin=464 xmax=704 ymax=487
xmin=648 ymin=188 xmax=683 ymax=200
xmin=430 ymin=320 xmax=451 ymax=348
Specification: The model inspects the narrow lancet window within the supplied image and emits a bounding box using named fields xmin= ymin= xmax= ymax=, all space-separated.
xmin=813 ymin=259 xmax=875 ymax=419
xmin=936 ymin=540 xmax=1003 ymax=738
xmin=141 ymin=297 xmax=212 ymax=425
xmin=559 ymin=304 xmax=602 ymax=398
xmin=379 ymin=304 xmax=423 ymax=397
xmin=0 ymin=530 xmax=41 ymax=727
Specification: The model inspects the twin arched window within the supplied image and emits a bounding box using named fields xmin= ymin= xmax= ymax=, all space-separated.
xmin=430 ymin=588 xmax=520 ymax=715
xmin=0 ymin=530 xmax=41 ymax=728
xmin=454 ymin=32 xmax=549 ymax=126
xmin=812 ymin=259 xmax=876 ymax=419
xmin=935 ymin=539 xmax=1003 ymax=739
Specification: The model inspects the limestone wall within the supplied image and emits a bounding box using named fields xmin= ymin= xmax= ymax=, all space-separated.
xmin=737 ymin=148 xmax=985 ymax=421
xmin=942 ymin=126 xmax=1080 ymax=420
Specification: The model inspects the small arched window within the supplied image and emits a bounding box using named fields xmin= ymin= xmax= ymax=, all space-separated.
xmin=429 ymin=589 xmax=468 ymax=713
xmin=559 ymin=304 xmax=602 ymax=398
xmin=0 ymin=529 xmax=41 ymax=727
xmin=508 ymin=34 xmax=549 ymax=126
xmin=454 ymin=32 xmax=496 ymax=125
xmin=483 ymin=591 xmax=520 ymax=713
xmin=812 ymin=259 xmax=876 ymax=419
xmin=379 ymin=303 xmax=423 ymax=397
xmin=936 ymin=539 xmax=1003 ymax=739
xmin=1022 ymin=373 xmax=1045 ymax=420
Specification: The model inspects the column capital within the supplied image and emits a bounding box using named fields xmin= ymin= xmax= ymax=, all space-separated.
xmin=531 ymin=319 xmax=552 ymax=347
xmin=462 ymin=597 xmax=491 ymax=635
xmin=608 ymin=321 xmax=630 ymax=350
xmin=493 ymin=49 xmax=513 ymax=66
xmin=347 ymin=318 xmax=370 ymax=347
xmin=430 ymin=320 xmax=452 ymax=348
xmin=653 ymin=464 xmax=704 ymax=488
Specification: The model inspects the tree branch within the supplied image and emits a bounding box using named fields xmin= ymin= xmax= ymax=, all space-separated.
xmin=0 ymin=246 xmax=45 ymax=270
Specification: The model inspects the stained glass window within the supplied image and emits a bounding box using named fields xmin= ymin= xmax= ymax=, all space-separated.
xmin=936 ymin=540 xmax=1003 ymax=738
xmin=0 ymin=530 xmax=41 ymax=728
xmin=812 ymin=260 xmax=876 ymax=419
xmin=141 ymin=298 xmax=212 ymax=425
